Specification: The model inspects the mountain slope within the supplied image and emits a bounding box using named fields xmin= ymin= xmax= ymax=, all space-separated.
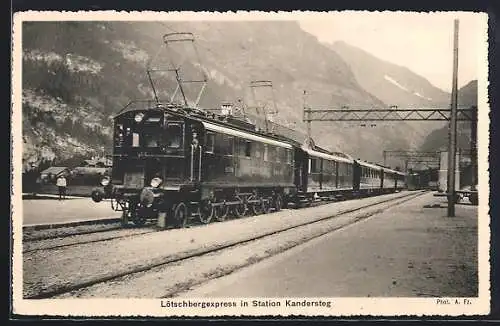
xmin=419 ymin=80 xmax=478 ymax=152
xmin=21 ymin=21 xmax=430 ymax=171
xmin=328 ymin=41 xmax=451 ymax=107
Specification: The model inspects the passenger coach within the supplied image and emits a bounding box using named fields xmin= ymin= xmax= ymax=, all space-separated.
xmin=292 ymin=145 xmax=354 ymax=205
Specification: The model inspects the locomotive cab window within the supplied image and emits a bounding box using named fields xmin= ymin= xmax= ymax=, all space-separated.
xmin=144 ymin=132 xmax=160 ymax=148
xmin=164 ymin=123 xmax=183 ymax=148
xmin=114 ymin=124 xmax=124 ymax=147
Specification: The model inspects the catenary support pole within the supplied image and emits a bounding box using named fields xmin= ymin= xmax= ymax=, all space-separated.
xmin=447 ymin=19 xmax=459 ymax=217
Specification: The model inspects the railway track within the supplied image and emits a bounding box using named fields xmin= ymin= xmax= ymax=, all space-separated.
xmin=25 ymin=190 xmax=426 ymax=299
xmin=23 ymin=191 xmax=404 ymax=253
xmin=23 ymin=227 xmax=158 ymax=253
xmin=23 ymin=222 xmax=125 ymax=242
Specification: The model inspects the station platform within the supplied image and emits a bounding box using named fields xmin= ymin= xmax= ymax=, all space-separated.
xmin=181 ymin=192 xmax=481 ymax=298
xmin=20 ymin=196 xmax=121 ymax=227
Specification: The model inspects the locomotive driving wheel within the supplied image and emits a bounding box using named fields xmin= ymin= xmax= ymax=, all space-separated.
xmin=121 ymin=209 xmax=129 ymax=227
xmin=233 ymin=196 xmax=247 ymax=218
xmin=131 ymin=211 xmax=146 ymax=227
xmin=248 ymin=195 xmax=263 ymax=215
xmin=198 ymin=200 xmax=214 ymax=224
xmin=262 ymin=196 xmax=271 ymax=214
xmin=174 ymin=202 xmax=189 ymax=228
xmin=214 ymin=200 xmax=229 ymax=222
xmin=274 ymin=194 xmax=283 ymax=212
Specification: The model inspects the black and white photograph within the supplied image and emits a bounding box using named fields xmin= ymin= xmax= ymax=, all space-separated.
xmin=11 ymin=10 xmax=489 ymax=317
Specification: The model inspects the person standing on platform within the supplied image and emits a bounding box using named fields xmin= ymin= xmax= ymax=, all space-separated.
xmin=56 ymin=175 xmax=67 ymax=201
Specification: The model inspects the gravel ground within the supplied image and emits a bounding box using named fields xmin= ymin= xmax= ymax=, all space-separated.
xmin=178 ymin=193 xmax=478 ymax=298
xmin=53 ymin=193 xmax=420 ymax=298
xmin=23 ymin=191 xmax=414 ymax=298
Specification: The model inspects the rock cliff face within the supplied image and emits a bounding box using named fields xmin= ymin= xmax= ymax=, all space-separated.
xmin=21 ymin=21 xmax=447 ymax=171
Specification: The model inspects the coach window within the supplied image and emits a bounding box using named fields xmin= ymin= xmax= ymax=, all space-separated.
xmin=237 ymin=138 xmax=245 ymax=157
xmin=245 ymin=140 xmax=252 ymax=158
xmin=221 ymin=134 xmax=234 ymax=156
xmin=276 ymin=147 xmax=281 ymax=163
xmin=205 ymin=132 xmax=215 ymax=153
xmin=286 ymin=149 xmax=292 ymax=164
xmin=269 ymin=146 xmax=276 ymax=162
xmin=264 ymin=144 xmax=269 ymax=161
xmin=311 ymin=158 xmax=319 ymax=173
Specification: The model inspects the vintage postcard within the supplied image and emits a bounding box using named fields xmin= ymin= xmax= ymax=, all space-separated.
xmin=11 ymin=10 xmax=490 ymax=317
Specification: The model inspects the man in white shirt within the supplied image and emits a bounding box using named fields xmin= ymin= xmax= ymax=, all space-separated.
xmin=56 ymin=175 xmax=67 ymax=200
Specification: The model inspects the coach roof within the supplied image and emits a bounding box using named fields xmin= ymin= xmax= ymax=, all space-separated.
xmin=302 ymin=147 xmax=354 ymax=164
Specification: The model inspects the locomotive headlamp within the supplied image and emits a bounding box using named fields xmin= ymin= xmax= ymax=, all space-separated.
xmin=134 ymin=112 xmax=145 ymax=123
xmin=150 ymin=177 xmax=163 ymax=188
xmin=101 ymin=176 xmax=110 ymax=186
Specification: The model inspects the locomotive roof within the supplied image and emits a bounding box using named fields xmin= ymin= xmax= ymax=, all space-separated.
xmin=201 ymin=121 xmax=294 ymax=149
xmin=114 ymin=101 xmax=303 ymax=148
xmin=381 ymin=167 xmax=401 ymax=174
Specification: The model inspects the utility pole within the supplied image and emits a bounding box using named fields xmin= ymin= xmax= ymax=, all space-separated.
xmin=470 ymin=106 xmax=478 ymax=191
xmin=447 ymin=19 xmax=459 ymax=217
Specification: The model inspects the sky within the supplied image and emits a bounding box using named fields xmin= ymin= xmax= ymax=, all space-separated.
xmin=298 ymin=12 xmax=486 ymax=92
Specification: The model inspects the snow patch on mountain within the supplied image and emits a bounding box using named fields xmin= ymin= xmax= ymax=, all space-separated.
xmin=413 ymin=92 xmax=433 ymax=101
xmin=384 ymin=75 xmax=409 ymax=92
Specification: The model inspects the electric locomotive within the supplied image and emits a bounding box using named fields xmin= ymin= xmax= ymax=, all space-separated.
xmin=91 ymin=101 xmax=297 ymax=227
